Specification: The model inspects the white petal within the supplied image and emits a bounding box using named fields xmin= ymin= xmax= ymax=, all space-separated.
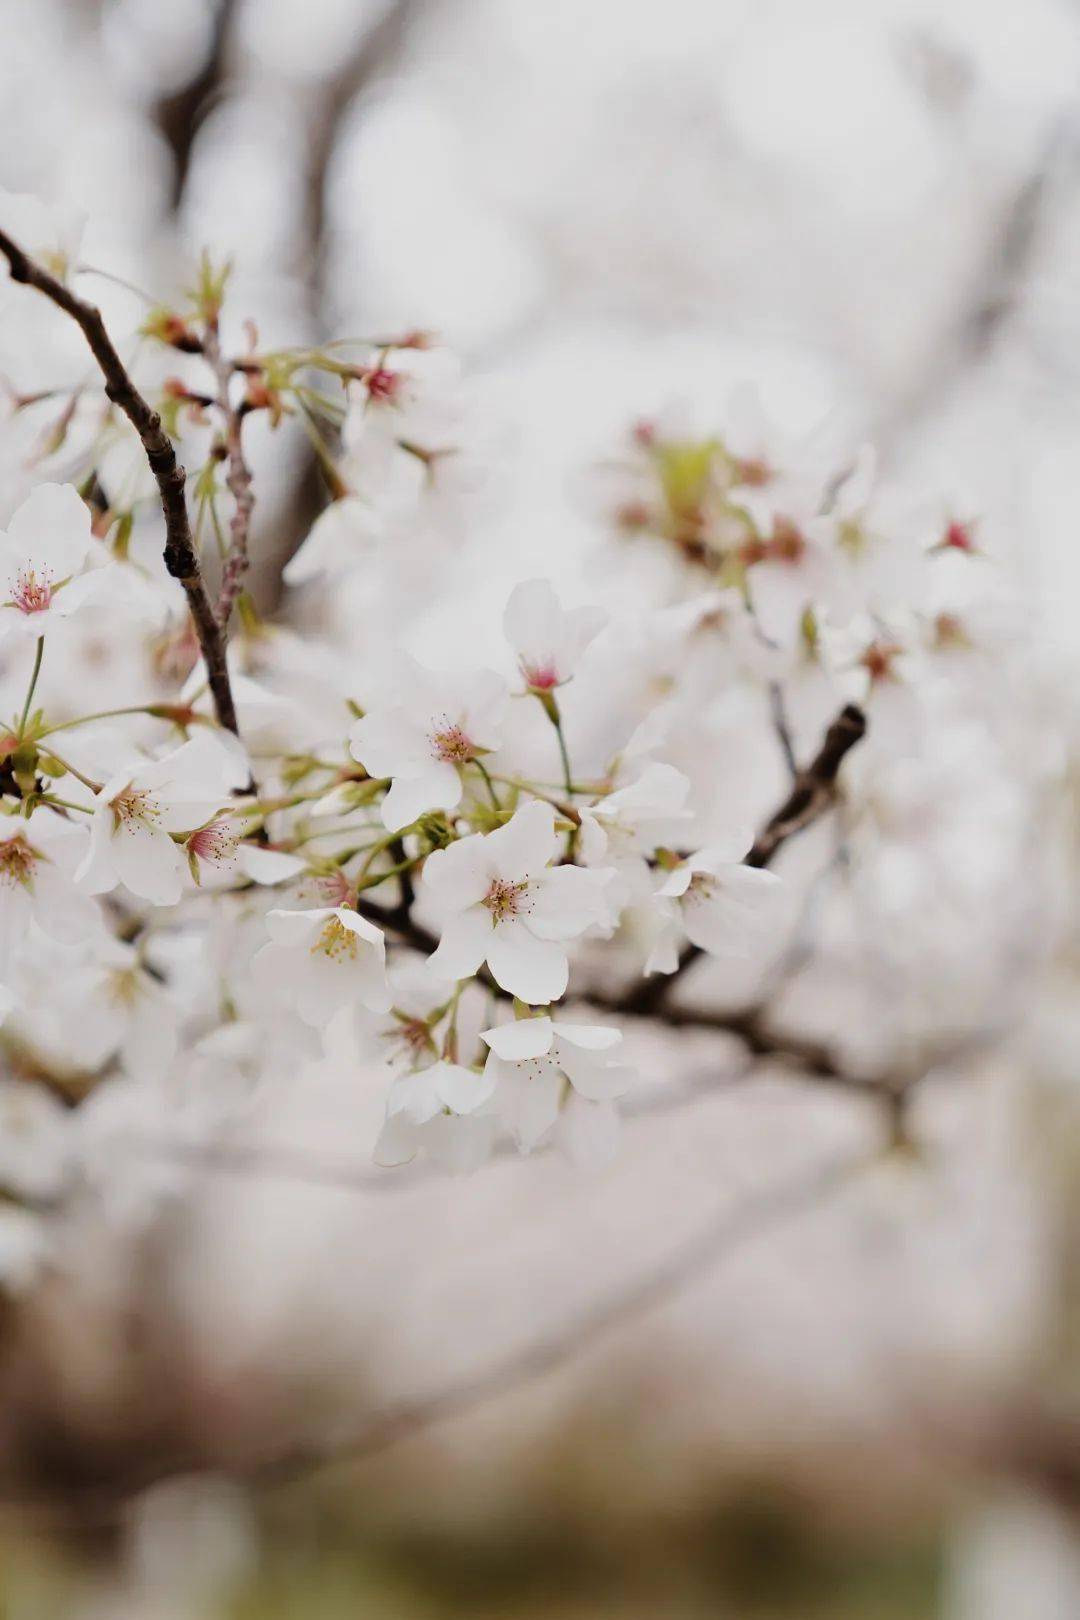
xmin=5 ymin=482 xmax=92 ymax=577
xmin=486 ymin=800 xmax=558 ymax=880
xmin=284 ymin=496 xmax=382 ymax=584
xmin=264 ymin=908 xmax=329 ymax=947
xmin=481 ymin=1017 xmax=555 ymax=1061
xmin=550 ymin=1023 xmax=622 ymax=1052
xmin=110 ymin=821 xmax=185 ymax=905
xmin=381 ymin=762 xmax=461 ymax=831
xmin=486 ymin=921 xmax=568 ymax=1003
xmin=237 ymin=846 xmax=306 ymax=884
xmin=427 ymin=907 xmax=492 ymax=981
xmin=435 ymin=1060 xmax=496 ymax=1115
xmin=422 ymin=836 xmax=491 ymax=910
xmin=526 ymin=864 xmax=609 ymax=940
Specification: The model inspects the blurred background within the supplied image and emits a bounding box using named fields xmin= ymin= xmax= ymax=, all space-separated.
xmin=2 ymin=1 xmax=1080 ymax=1615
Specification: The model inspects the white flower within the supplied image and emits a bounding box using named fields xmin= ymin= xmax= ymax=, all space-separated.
xmin=579 ymin=762 xmax=691 ymax=865
xmin=283 ymin=497 xmax=383 ymax=587
xmin=647 ymin=836 xmax=780 ymax=972
xmin=0 ymin=808 xmax=100 ymax=969
xmin=251 ymin=906 xmax=390 ymax=1026
xmin=349 ymin=655 xmax=508 ymax=832
xmin=824 ymin=447 xmax=929 ymax=624
xmin=424 ymin=800 xmax=612 ymax=1003
xmin=77 ymin=730 xmax=249 ymax=906
xmin=352 ymin=346 xmax=462 ymax=449
xmin=745 ymin=515 xmax=837 ymax=648
xmin=374 ymin=1107 xmax=496 ymax=1173
xmin=0 ymin=483 xmax=113 ymax=643
xmin=54 ymin=937 xmax=179 ymax=1078
xmin=481 ymin=1016 xmax=634 ymax=1159
xmin=503 ymin=578 xmax=607 ymax=692
xmin=578 ymin=762 xmax=692 ymax=925
xmin=0 ymin=188 xmax=85 ymax=283
xmin=386 ymin=1058 xmax=495 ymax=1125
xmin=720 ymin=383 xmax=834 ymax=519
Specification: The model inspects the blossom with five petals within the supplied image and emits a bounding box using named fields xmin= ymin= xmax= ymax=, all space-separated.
xmin=503 ymin=578 xmax=607 ymax=692
xmin=349 ymin=654 xmax=507 ymax=831
xmin=424 ymin=800 xmax=612 ymax=1003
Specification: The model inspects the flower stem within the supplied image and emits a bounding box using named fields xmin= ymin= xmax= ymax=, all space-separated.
xmin=543 ymin=696 xmax=577 ymax=857
xmin=17 ymin=637 xmax=44 ymax=739
xmin=474 ymin=760 xmax=501 ymax=813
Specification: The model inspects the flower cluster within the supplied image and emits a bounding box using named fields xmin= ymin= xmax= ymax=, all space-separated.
xmin=0 ymin=194 xmax=1055 ymax=1270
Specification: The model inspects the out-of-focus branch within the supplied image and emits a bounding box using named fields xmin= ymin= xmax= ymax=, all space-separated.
xmin=250 ymin=1146 xmax=868 ymax=1485
xmin=0 ymin=231 xmax=240 ymax=736
xmin=203 ymin=324 xmax=255 ymax=625
xmin=262 ymin=0 xmax=425 ymax=591
xmin=876 ymin=114 xmax=1078 ymax=453
xmin=156 ymin=0 xmax=237 ymax=207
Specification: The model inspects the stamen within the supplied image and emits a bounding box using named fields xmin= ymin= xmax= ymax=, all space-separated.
xmin=428 ymin=715 xmax=475 ymax=763
xmin=312 ymin=915 xmax=359 ymax=961
xmin=10 ymin=566 xmax=53 ymax=615
xmin=112 ymin=788 xmax=162 ymax=830
xmin=0 ymin=835 xmax=37 ymax=890
xmin=483 ymin=877 xmax=530 ymax=923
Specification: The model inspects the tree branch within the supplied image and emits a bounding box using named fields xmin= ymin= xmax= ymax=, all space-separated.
xmin=203 ymin=324 xmax=255 ymax=626
xmin=0 ymin=231 xmax=240 ymax=736
xmin=250 ymin=1145 xmax=868 ymax=1485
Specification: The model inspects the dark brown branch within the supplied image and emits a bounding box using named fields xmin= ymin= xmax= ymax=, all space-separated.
xmin=0 ymin=231 xmax=240 ymax=736
xmin=203 ymin=325 xmax=255 ymax=625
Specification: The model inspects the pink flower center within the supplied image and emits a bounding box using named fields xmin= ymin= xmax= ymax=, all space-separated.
xmin=306 ymin=870 xmax=354 ymax=908
xmin=483 ymin=876 xmax=530 ymax=923
xmin=0 ymin=834 xmax=37 ymax=889
xmin=187 ymin=819 xmax=239 ymax=868
xmin=10 ymin=566 xmax=53 ymax=615
xmin=520 ymin=660 xmax=560 ymax=691
xmin=365 ymin=366 xmax=402 ymax=404
xmin=429 ymin=718 xmax=475 ymax=764
xmin=860 ymin=641 xmax=903 ymax=683
xmin=767 ymin=517 xmax=806 ymax=565
xmin=943 ymin=521 xmax=974 ymax=552
xmin=733 ymin=455 xmax=771 ymax=488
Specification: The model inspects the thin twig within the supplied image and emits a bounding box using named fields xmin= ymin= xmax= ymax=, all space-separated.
xmin=204 ymin=324 xmax=256 ymax=625
xmin=0 ymin=230 xmax=240 ymax=735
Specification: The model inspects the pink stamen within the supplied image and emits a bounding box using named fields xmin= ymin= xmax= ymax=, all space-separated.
xmin=429 ymin=717 xmax=475 ymax=764
xmin=10 ymin=566 xmax=53 ymax=615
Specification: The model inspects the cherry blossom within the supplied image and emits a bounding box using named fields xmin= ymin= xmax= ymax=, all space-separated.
xmin=349 ymin=655 xmax=508 ymax=831
xmin=0 ymin=483 xmax=113 ymax=643
xmin=503 ymin=578 xmax=607 ymax=692
xmin=251 ymin=906 xmax=390 ymax=1027
xmin=0 ymin=188 xmax=85 ymax=284
xmin=647 ymin=837 xmax=780 ymax=973
xmin=744 ymin=514 xmax=838 ymax=648
xmin=385 ymin=1057 xmax=495 ymax=1127
xmin=0 ymin=808 xmax=100 ymax=968
xmin=77 ymin=730 xmax=249 ymax=906
xmin=578 ymin=762 xmax=692 ymax=921
xmin=424 ymin=800 xmax=612 ymax=1003
xmin=481 ymin=1016 xmax=635 ymax=1159
xmin=282 ymin=496 xmax=384 ymax=587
